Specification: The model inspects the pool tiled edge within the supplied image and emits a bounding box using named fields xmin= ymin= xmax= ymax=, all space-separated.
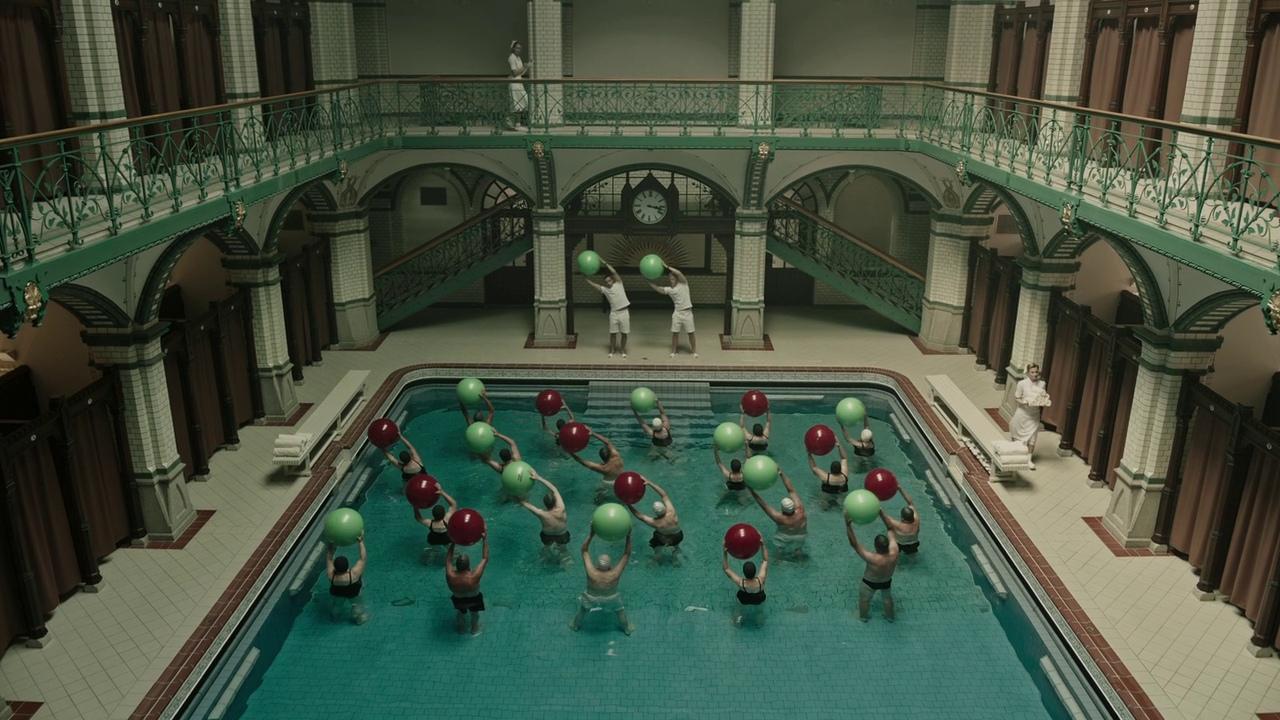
xmin=134 ymin=363 xmax=1156 ymax=720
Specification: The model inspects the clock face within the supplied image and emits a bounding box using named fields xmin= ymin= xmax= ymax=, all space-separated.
xmin=631 ymin=189 xmax=668 ymax=225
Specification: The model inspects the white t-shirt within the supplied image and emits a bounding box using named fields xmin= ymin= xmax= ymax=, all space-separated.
xmin=657 ymin=282 xmax=692 ymax=311
xmin=598 ymin=282 xmax=630 ymax=311
xmin=508 ymin=53 xmax=524 ymax=78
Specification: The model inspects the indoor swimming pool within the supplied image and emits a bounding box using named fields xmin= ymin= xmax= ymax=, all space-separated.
xmin=181 ymin=377 xmax=1115 ymax=719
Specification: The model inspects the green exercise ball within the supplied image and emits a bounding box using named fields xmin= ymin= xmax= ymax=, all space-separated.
xmin=322 ymin=508 xmax=364 ymax=546
xmin=577 ymin=250 xmax=602 ymax=276
xmin=639 ymin=254 xmax=666 ymax=281
xmin=836 ymin=397 xmax=867 ymax=426
xmin=843 ymin=489 xmax=881 ymax=525
xmin=457 ymin=377 xmax=486 ymax=404
xmin=501 ymin=461 xmax=535 ymax=497
xmin=742 ymin=455 xmax=779 ymax=491
xmin=592 ymin=503 xmax=633 ymax=542
xmin=630 ymin=387 xmax=657 ymax=413
xmin=465 ymin=421 xmax=496 ymax=454
xmin=713 ymin=421 xmax=746 ymax=453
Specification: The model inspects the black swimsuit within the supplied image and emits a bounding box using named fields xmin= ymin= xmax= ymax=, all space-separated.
xmin=451 ymin=593 xmax=485 ymax=613
xmin=853 ymin=444 xmax=875 ymax=457
xmin=329 ymin=573 xmax=363 ymax=598
xmin=748 ymin=439 xmax=768 ymax=453
xmin=540 ymin=530 xmax=571 ymax=546
xmin=650 ymin=529 xmax=684 ymax=548
xmin=726 ymin=478 xmax=746 ymax=491
xmin=821 ymin=481 xmax=847 ymax=494
xmin=863 ymin=577 xmax=891 ymax=591
xmin=427 ymin=523 xmax=451 ymax=546
xmin=652 ymin=434 xmax=673 ymax=447
xmin=737 ymin=580 xmax=766 ymax=605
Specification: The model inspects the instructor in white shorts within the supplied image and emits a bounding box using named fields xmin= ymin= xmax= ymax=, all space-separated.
xmin=585 ymin=260 xmax=630 ymax=358
xmin=649 ymin=265 xmax=697 ymax=358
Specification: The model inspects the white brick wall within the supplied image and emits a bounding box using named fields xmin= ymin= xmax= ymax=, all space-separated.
xmin=353 ymin=2 xmax=391 ymax=79
xmin=60 ymin=0 xmax=127 ymax=122
xmin=924 ymin=212 xmax=990 ymax=307
xmin=944 ymin=4 xmax=996 ymax=88
xmin=1178 ymin=0 xmax=1250 ymax=129
xmin=732 ymin=212 xmax=768 ymax=304
xmin=309 ymin=1 xmax=359 ymax=88
xmin=1116 ymin=339 xmax=1217 ymax=481
xmin=88 ymin=335 xmax=182 ymax=474
xmin=220 ymin=0 xmax=262 ymax=101
xmin=911 ymin=2 xmax=950 ymax=79
xmin=737 ymin=0 xmax=775 ymax=126
xmin=225 ymin=265 xmax=293 ymax=368
xmin=1040 ymin=0 xmax=1088 ymax=103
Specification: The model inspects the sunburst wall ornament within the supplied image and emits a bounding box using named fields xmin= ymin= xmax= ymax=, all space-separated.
xmin=607 ymin=235 xmax=692 ymax=268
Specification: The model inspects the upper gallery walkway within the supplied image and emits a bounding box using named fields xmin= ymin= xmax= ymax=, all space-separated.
xmin=2 ymin=78 xmax=1278 ymax=322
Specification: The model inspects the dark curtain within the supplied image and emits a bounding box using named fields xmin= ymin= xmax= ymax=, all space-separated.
xmin=1218 ymin=451 xmax=1280 ymax=623
xmin=219 ymin=297 xmax=257 ymax=426
xmin=1104 ymin=360 xmax=1139 ymax=488
xmin=1118 ymin=18 xmax=1164 ymax=168
xmin=66 ymin=401 xmax=130 ymax=558
xmin=1042 ymin=309 xmax=1080 ymax=430
xmin=9 ymin=440 xmax=80 ymax=612
xmin=993 ymin=23 xmax=1020 ymax=95
xmin=1168 ymin=406 xmax=1233 ymax=565
xmin=187 ymin=320 xmax=227 ymax=454
xmin=0 ymin=514 xmax=25 ymax=651
xmin=1015 ymin=26 xmax=1048 ymax=100
xmin=1245 ymin=19 xmax=1280 ymax=194
xmin=255 ymin=17 xmax=288 ymax=134
xmin=163 ymin=345 xmax=195 ymax=481
xmin=284 ymin=21 xmax=311 ymax=93
xmin=113 ymin=9 xmax=144 ymax=119
xmin=1085 ymin=21 xmax=1122 ymax=154
xmin=965 ymin=251 xmax=992 ymax=353
xmin=985 ymin=265 xmax=1018 ymax=374
xmin=306 ymin=244 xmax=333 ymax=353
xmin=282 ymin=257 xmax=314 ymax=370
xmin=1071 ymin=338 xmax=1109 ymax=460
xmin=1162 ymin=21 xmax=1195 ymax=124
xmin=179 ymin=13 xmax=222 ymax=109
xmin=0 ymin=4 xmax=69 ymax=204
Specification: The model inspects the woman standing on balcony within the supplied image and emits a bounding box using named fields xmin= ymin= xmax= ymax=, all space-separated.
xmin=507 ymin=41 xmax=531 ymax=130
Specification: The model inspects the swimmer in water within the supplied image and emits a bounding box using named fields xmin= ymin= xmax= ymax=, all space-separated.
xmin=846 ymin=514 xmax=899 ymax=622
xmin=517 ymin=472 xmax=570 ymax=559
xmin=627 ymin=478 xmax=683 ymax=559
xmin=632 ymin=399 xmax=672 ymax=450
xmin=542 ymin=400 xmax=576 ymax=444
xmin=326 ymin=535 xmax=368 ymax=624
xmin=414 ymin=487 xmax=458 ymax=561
xmin=482 ymin=430 xmax=523 ymax=474
xmin=843 ymin=418 xmax=876 ymax=464
xmin=740 ymin=406 xmax=772 ymax=456
xmin=748 ymin=470 xmax=807 ymax=559
xmin=381 ymin=433 xmax=424 ymax=482
xmin=570 ymin=525 xmax=634 ymax=635
xmin=446 ymin=534 xmax=490 ymax=635
xmin=459 ymin=391 xmax=496 ymax=427
xmin=568 ymin=429 xmax=625 ymax=503
xmin=723 ymin=543 xmax=769 ymax=626
xmin=808 ymin=442 xmax=850 ymax=508
xmin=713 ymin=447 xmax=747 ymax=504
xmin=879 ymin=486 xmax=920 ymax=557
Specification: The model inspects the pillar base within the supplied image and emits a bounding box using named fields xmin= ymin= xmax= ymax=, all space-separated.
xmin=533 ymin=300 xmax=570 ymax=347
xmin=729 ymin=300 xmax=765 ymax=346
xmin=525 ymin=333 xmax=577 ymax=349
xmin=257 ymin=363 xmax=300 ymax=420
xmin=722 ymin=334 xmax=768 ymax=350
xmin=1101 ymin=464 xmax=1163 ymax=548
xmin=918 ymin=299 xmax=965 ymax=352
xmin=1247 ymin=641 xmax=1275 ymax=658
xmin=23 ymin=633 xmax=52 ymax=650
xmin=136 ymin=459 xmax=195 ymax=541
xmin=333 ymin=296 xmax=380 ymax=349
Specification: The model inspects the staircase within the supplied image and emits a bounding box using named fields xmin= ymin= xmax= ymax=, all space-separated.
xmin=373 ymin=198 xmax=532 ymax=330
xmin=585 ymin=380 xmax=719 ymax=441
xmin=767 ymin=198 xmax=924 ymax=333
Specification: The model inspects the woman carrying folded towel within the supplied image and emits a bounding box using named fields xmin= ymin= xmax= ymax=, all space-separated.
xmin=1009 ymin=363 xmax=1049 ymax=470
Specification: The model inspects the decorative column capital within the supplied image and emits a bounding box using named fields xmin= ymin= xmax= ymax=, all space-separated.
xmin=1131 ymin=328 xmax=1221 ymax=372
xmin=223 ymin=255 xmax=284 ymax=286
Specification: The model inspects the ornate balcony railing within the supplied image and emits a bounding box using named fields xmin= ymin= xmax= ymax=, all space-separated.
xmin=3 ymin=77 xmax=1278 ymax=317
xmin=767 ymin=198 xmax=925 ymax=332
xmin=372 ymin=197 xmax=530 ymax=328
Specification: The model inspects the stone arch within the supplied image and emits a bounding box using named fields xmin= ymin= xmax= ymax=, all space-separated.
xmin=1172 ymin=289 xmax=1261 ymax=334
xmin=259 ymin=179 xmax=341 ymax=256
xmin=133 ymin=227 xmax=249 ymax=325
xmin=357 ymin=151 xmax=537 ymax=209
xmin=764 ymin=151 xmax=949 ymax=210
xmin=766 ymin=164 xmax=941 ymax=211
xmin=962 ymin=182 xmax=1038 ymax=257
xmin=47 ymin=284 xmax=131 ymax=328
xmin=358 ymin=162 xmax=533 ymax=210
xmin=559 ymin=160 xmax=739 ymax=208
xmin=1044 ymin=228 xmax=1169 ymax=329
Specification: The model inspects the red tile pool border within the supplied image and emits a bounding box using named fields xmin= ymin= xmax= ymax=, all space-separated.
xmin=259 ymin=402 xmax=313 ymax=428
xmin=909 ymin=336 xmax=969 ymax=355
xmin=984 ymin=407 xmax=1009 ymax=432
xmin=717 ymin=334 xmax=774 ymax=350
xmin=133 ymin=511 xmax=215 ymax=551
xmin=131 ymin=363 xmax=1159 ymax=720
xmin=7 ymin=701 xmax=43 ymax=719
xmin=1083 ymin=517 xmax=1155 ymax=558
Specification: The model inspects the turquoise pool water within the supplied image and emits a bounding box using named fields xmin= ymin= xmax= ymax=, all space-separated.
xmin=204 ymin=384 xmax=1074 ymax=719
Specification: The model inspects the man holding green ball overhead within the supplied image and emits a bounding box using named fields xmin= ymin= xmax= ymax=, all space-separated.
xmin=648 ymin=265 xmax=697 ymax=358
xmin=584 ymin=260 xmax=630 ymax=358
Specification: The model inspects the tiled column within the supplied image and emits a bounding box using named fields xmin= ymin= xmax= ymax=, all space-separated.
xmin=1170 ymin=0 xmax=1251 ymax=175
xmin=223 ymin=258 xmax=300 ymax=419
xmin=890 ymin=209 xmax=931 ymax=275
xmin=531 ymin=208 xmax=572 ymax=347
xmin=727 ymin=209 xmax=767 ymax=348
xmin=220 ymin=0 xmax=261 ymax=102
xmin=912 ymin=1 xmax=951 ymax=81
xmin=737 ymin=0 xmax=775 ymax=129
xmin=919 ymin=211 xmax=991 ymax=352
xmin=353 ymin=0 xmax=390 ymax=80
xmin=308 ymin=1 xmax=358 ymax=89
xmin=59 ymin=0 xmax=131 ymax=173
xmin=999 ymin=263 xmax=1078 ymax=418
xmin=85 ymin=327 xmax=195 ymax=541
xmin=943 ymin=3 xmax=997 ymax=90
xmin=310 ymin=210 xmax=379 ymax=348
xmin=1039 ymin=0 xmax=1090 ymax=104
xmin=1102 ymin=332 xmax=1220 ymax=547
xmin=527 ymin=0 xmax=564 ymax=127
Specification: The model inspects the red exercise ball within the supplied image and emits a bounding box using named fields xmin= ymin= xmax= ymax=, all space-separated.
xmin=741 ymin=390 xmax=769 ymax=417
xmin=804 ymin=424 xmax=837 ymax=455
xmin=535 ymin=389 xmax=564 ymax=417
xmin=368 ymin=418 xmax=399 ymax=449
xmin=447 ymin=508 xmax=485 ymax=546
xmin=865 ymin=468 xmax=900 ymax=501
xmin=724 ymin=523 xmax=763 ymax=559
xmin=614 ymin=471 xmax=646 ymax=504
xmin=559 ymin=422 xmax=591 ymax=453
xmin=404 ymin=473 xmax=441 ymax=509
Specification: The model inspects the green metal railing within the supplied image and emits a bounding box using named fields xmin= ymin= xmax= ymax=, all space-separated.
xmin=372 ymin=198 xmax=531 ymax=329
xmin=3 ymin=77 xmax=1278 ymax=315
xmin=767 ymin=198 xmax=925 ymax=332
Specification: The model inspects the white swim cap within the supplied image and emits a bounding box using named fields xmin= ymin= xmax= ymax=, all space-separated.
xmin=596 ymin=554 xmax=612 ymax=571
xmin=780 ymin=497 xmax=796 ymax=513
xmin=652 ymin=501 xmax=667 ymax=516
xmin=861 ymin=428 xmax=873 ymax=441
xmin=651 ymin=417 xmax=663 ymax=429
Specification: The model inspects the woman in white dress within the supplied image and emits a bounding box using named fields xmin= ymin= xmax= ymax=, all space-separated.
xmin=507 ymin=41 xmax=531 ymax=129
xmin=1009 ymin=363 xmax=1050 ymax=470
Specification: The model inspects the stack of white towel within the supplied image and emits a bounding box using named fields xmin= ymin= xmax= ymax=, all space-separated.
xmin=272 ymin=433 xmax=313 ymax=462
xmin=991 ymin=440 xmax=1032 ymax=465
